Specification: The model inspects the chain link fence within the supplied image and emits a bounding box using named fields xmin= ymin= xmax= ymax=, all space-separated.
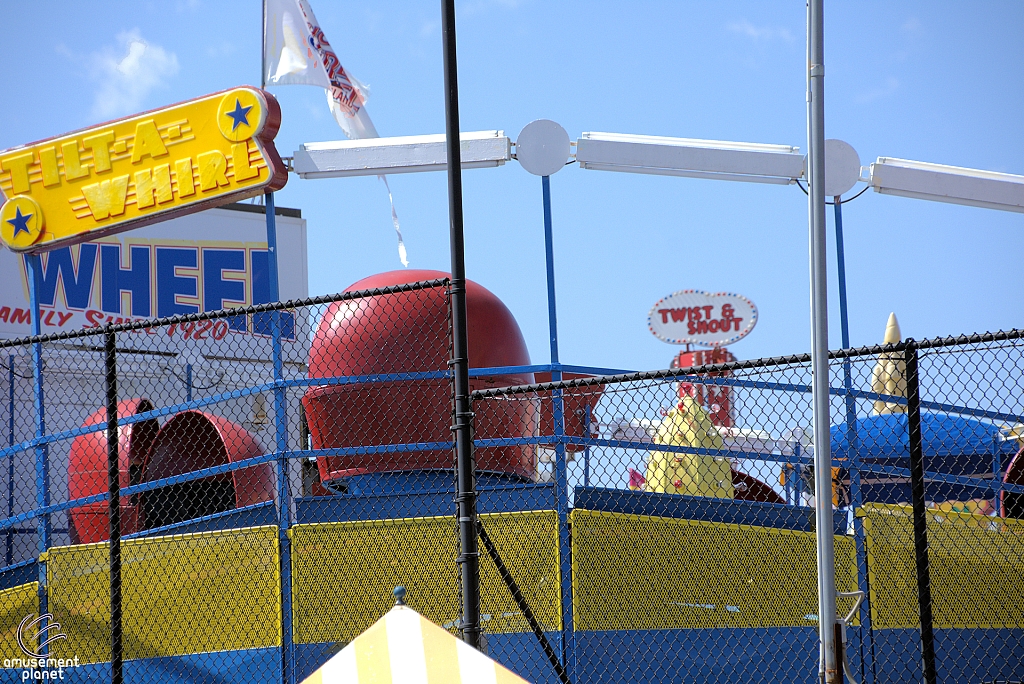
xmin=470 ymin=332 xmax=1024 ymax=684
xmin=0 ymin=277 xmax=1020 ymax=683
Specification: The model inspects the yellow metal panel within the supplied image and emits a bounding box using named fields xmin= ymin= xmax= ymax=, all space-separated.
xmin=45 ymin=543 xmax=107 ymax=663
xmin=862 ymin=504 xmax=1024 ymax=630
xmin=0 ymin=583 xmax=39 ymax=660
xmin=46 ymin=526 xmax=280 ymax=663
xmin=570 ymin=510 xmax=858 ymax=631
xmin=291 ymin=511 xmax=560 ymax=644
xmin=292 ymin=516 xmax=458 ymax=646
xmin=479 ymin=511 xmax=560 ymax=634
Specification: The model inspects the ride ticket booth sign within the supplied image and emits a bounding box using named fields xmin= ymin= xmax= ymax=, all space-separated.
xmin=0 ymin=86 xmax=287 ymax=253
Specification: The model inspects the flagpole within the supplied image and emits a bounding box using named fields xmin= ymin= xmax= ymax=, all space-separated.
xmin=260 ymin=1 xmax=268 ymax=212
xmin=440 ymin=0 xmax=482 ymax=651
xmin=261 ymin=0 xmax=266 ymax=89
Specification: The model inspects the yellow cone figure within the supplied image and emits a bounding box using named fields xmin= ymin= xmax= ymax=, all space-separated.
xmin=645 ymin=392 xmax=734 ymax=498
xmin=301 ymin=603 xmax=531 ymax=684
xmin=871 ymin=312 xmax=907 ymax=415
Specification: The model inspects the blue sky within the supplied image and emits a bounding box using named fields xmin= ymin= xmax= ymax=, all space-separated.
xmin=1 ymin=1 xmax=1022 ymax=372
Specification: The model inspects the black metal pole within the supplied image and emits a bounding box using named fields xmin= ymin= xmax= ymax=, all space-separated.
xmin=104 ymin=327 xmax=123 ymax=684
xmin=440 ymin=0 xmax=481 ymax=649
xmin=904 ymin=341 xmax=937 ymax=684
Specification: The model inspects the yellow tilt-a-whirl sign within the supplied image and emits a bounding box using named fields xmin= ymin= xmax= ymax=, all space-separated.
xmin=0 ymin=87 xmax=287 ymax=253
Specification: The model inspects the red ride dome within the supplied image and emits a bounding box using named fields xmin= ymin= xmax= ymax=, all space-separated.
xmin=139 ymin=411 xmax=275 ymax=530
xmin=68 ymin=398 xmax=158 ymax=544
xmin=303 ymin=270 xmax=537 ymax=482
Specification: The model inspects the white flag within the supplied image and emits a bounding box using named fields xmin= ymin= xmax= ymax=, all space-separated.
xmin=263 ymin=0 xmax=408 ymax=265
xmin=263 ymin=0 xmax=330 ymax=88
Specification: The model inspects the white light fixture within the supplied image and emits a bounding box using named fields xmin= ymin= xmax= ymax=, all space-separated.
xmin=575 ymin=132 xmax=805 ymax=185
xmin=292 ymin=130 xmax=511 ymax=179
xmin=515 ymin=120 xmax=571 ymax=176
xmin=869 ymin=157 xmax=1024 ymax=213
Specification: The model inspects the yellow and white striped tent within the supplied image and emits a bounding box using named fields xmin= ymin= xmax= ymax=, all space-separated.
xmin=301 ymin=605 xmax=532 ymax=684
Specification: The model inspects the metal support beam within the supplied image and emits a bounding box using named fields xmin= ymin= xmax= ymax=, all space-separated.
xmin=441 ymin=0 xmax=482 ymax=650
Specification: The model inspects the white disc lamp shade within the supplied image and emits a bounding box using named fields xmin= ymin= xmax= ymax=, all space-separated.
xmin=515 ymin=119 xmax=571 ymax=176
xmin=824 ymin=139 xmax=861 ymax=197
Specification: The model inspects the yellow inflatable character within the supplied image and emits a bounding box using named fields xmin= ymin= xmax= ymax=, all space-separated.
xmin=646 ymin=389 xmax=734 ymax=498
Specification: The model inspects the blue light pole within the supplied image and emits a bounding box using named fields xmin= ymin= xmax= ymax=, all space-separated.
xmin=541 ymin=173 xmax=574 ymax=673
xmin=264 ymin=191 xmax=294 ymax=684
xmin=516 ymin=119 xmax=574 ymax=674
xmin=543 ymin=175 xmax=560 ymax=375
xmin=834 ymin=194 xmax=875 ymax=684
xmin=25 ymin=254 xmax=50 ymax=636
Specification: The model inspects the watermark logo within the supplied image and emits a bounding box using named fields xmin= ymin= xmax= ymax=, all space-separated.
xmin=3 ymin=613 xmax=79 ymax=681
xmin=17 ymin=614 xmax=67 ymax=658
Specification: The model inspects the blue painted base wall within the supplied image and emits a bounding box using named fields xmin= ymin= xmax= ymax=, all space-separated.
xmin=573 ymin=628 xmax=823 ymax=684
xmin=0 ymin=648 xmax=280 ymax=684
xmin=4 ymin=628 xmax=1022 ymax=684
xmin=871 ymin=628 xmax=1024 ymax=684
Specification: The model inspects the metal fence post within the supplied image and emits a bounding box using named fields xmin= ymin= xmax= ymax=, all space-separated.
xmin=904 ymin=341 xmax=937 ymax=684
xmin=104 ymin=327 xmax=124 ymax=684
xmin=441 ymin=0 xmax=482 ymax=650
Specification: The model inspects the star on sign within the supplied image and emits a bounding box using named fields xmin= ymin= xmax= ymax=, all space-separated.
xmin=6 ymin=206 xmax=32 ymax=237
xmin=225 ymin=98 xmax=253 ymax=131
